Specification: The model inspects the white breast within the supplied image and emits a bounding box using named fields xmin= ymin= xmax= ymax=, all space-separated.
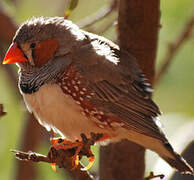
xmin=22 ymin=83 xmax=111 ymax=141
xmin=22 ymin=83 xmax=174 ymax=159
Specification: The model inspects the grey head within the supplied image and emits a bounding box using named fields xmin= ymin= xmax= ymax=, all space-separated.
xmin=14 ymin=16 xmax=87 ymax=67
xmin=12 ymin=17 xmax=88 ymax=94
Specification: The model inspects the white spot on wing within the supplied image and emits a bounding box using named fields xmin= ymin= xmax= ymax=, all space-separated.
xmin=153 ymin=116 xmax=163 ymax=129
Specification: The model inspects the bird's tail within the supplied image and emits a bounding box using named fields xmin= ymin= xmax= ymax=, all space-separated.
xmin=160 ymin=142 xmax=193 ymax=174
xmin=127 ymin=131 xmax=193 ymax=174
xmin=124 ymin=128 xmax=193 ymax=174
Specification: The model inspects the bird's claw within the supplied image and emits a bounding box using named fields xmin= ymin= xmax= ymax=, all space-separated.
xmin=50 ymin=134 xmax=98 ymax=171
xmin=81 ymin=155 xmax=95 ymax=171
xmin=51 ymin=163 xmax=57 ymax=172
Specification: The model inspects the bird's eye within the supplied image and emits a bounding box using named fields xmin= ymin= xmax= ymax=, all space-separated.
xmin=30 ymin=43 xmax=36 ymax=49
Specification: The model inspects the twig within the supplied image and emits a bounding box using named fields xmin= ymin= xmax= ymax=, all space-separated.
xmin=87 ymin=18 xmax=115 ymax=35
xmin=15 ymin=114 xmax=49 ymax=180
xmin=78 ymin=0 xmax=117 ymax=29
xmin=11 ymin=150 xmax=51 ymax=163
xmin=144 ymin=171 xmax=165 ymax=180
xmin=155 ymin=15 xmax=194 ymax=85
xmin=0 ymin=104 xmax=6 ymax=117
xmin=97 ymin=20 xmax=115 ymax=35
xmin=11 ymin=144 xmax=94 ymax=180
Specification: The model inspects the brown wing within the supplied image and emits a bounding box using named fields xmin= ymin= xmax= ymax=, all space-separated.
xmin=88 ymin=78 xmax=165 ymax=139
xmin=73 ymin=35 xmax=166 ymax=141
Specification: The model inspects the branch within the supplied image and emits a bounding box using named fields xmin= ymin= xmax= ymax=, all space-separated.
xmin=87 ymin=18 xmax=115 ymax=35
xmin=12 ymin=132 xmax=100 ymax=180
xmin=11 ymin=150 xmax=51 ymax=163
xmin=144 ymin=172 xmax=164 ymax=180
xmin=100 ymin=1 xmax=160 ymax=180
xmin=155 ymin=15 xmax=194 ymax=85
xmin=78 ymin=0 xmax=117 ymax=29
xmin=11 ymin=146 xmax=94 ymax=180
xmin=15 ymin=114 xmax=50 ymax=180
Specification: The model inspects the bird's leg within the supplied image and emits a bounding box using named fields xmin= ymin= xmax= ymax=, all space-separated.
xmin=80 ymin=148 xmax=95 ymax=171
xmin=79 ymin=133 xmax=96 ymax=171
xmin=50 ymin=133 xmax=111 ymax=171
xmin=51 ymin=137 xmax=84 ymax=167
xmin=49 ymin=130 xmax=57 ymax=171
xmin=79 ymin=132 xmax=112 ymax=171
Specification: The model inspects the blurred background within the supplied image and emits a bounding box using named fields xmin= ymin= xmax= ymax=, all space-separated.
xmin=0 ymin=0 xmax=193 ymax=179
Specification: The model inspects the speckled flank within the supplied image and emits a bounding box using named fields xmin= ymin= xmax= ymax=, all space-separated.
xmin=57 ymin=65 xmax=125 ymax=129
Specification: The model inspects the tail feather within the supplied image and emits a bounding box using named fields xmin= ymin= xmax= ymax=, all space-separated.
xmin=161 ymin=154 xmax=193 ymax=174
xmin=160 ymin=142 xmax=193 ymax=174
xmin=124 ymin=127 xmax=193 ymax=174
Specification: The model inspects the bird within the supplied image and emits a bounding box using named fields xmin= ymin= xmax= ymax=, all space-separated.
xmin=2 ymin=16 xmax=193 ymax=174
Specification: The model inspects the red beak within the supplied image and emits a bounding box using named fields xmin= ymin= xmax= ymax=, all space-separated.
xmin=2 ymin=42 xmax=28 ymax=64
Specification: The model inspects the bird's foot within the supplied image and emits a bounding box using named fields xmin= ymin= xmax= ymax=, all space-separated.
xmin=50 ymin=138 xmax=83 ymax=169
xmin=50 ymin=133 xmax=105 ymax=171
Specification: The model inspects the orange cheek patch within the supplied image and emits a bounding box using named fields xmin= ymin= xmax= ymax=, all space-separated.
xmin=34 ymin=38 xmax=59 ymax=67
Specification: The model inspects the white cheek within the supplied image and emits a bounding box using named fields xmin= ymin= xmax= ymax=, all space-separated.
xmin=20 ymin=44 xmax=35 ymax=66
xmin=25 ymin=49 xmax=35 ymax=66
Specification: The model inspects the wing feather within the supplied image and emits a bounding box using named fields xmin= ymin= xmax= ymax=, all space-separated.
xmin=89 ymin=80 xmax=165 ymax=140
xmin=73 ymin=35 xmax=166 ymax=142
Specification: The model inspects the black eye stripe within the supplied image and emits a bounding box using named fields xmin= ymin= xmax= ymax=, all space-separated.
xmin=32 ymin=49 xmax=35 ymax=60
xmin=24 ymin=53 xmax=28 ymax=60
